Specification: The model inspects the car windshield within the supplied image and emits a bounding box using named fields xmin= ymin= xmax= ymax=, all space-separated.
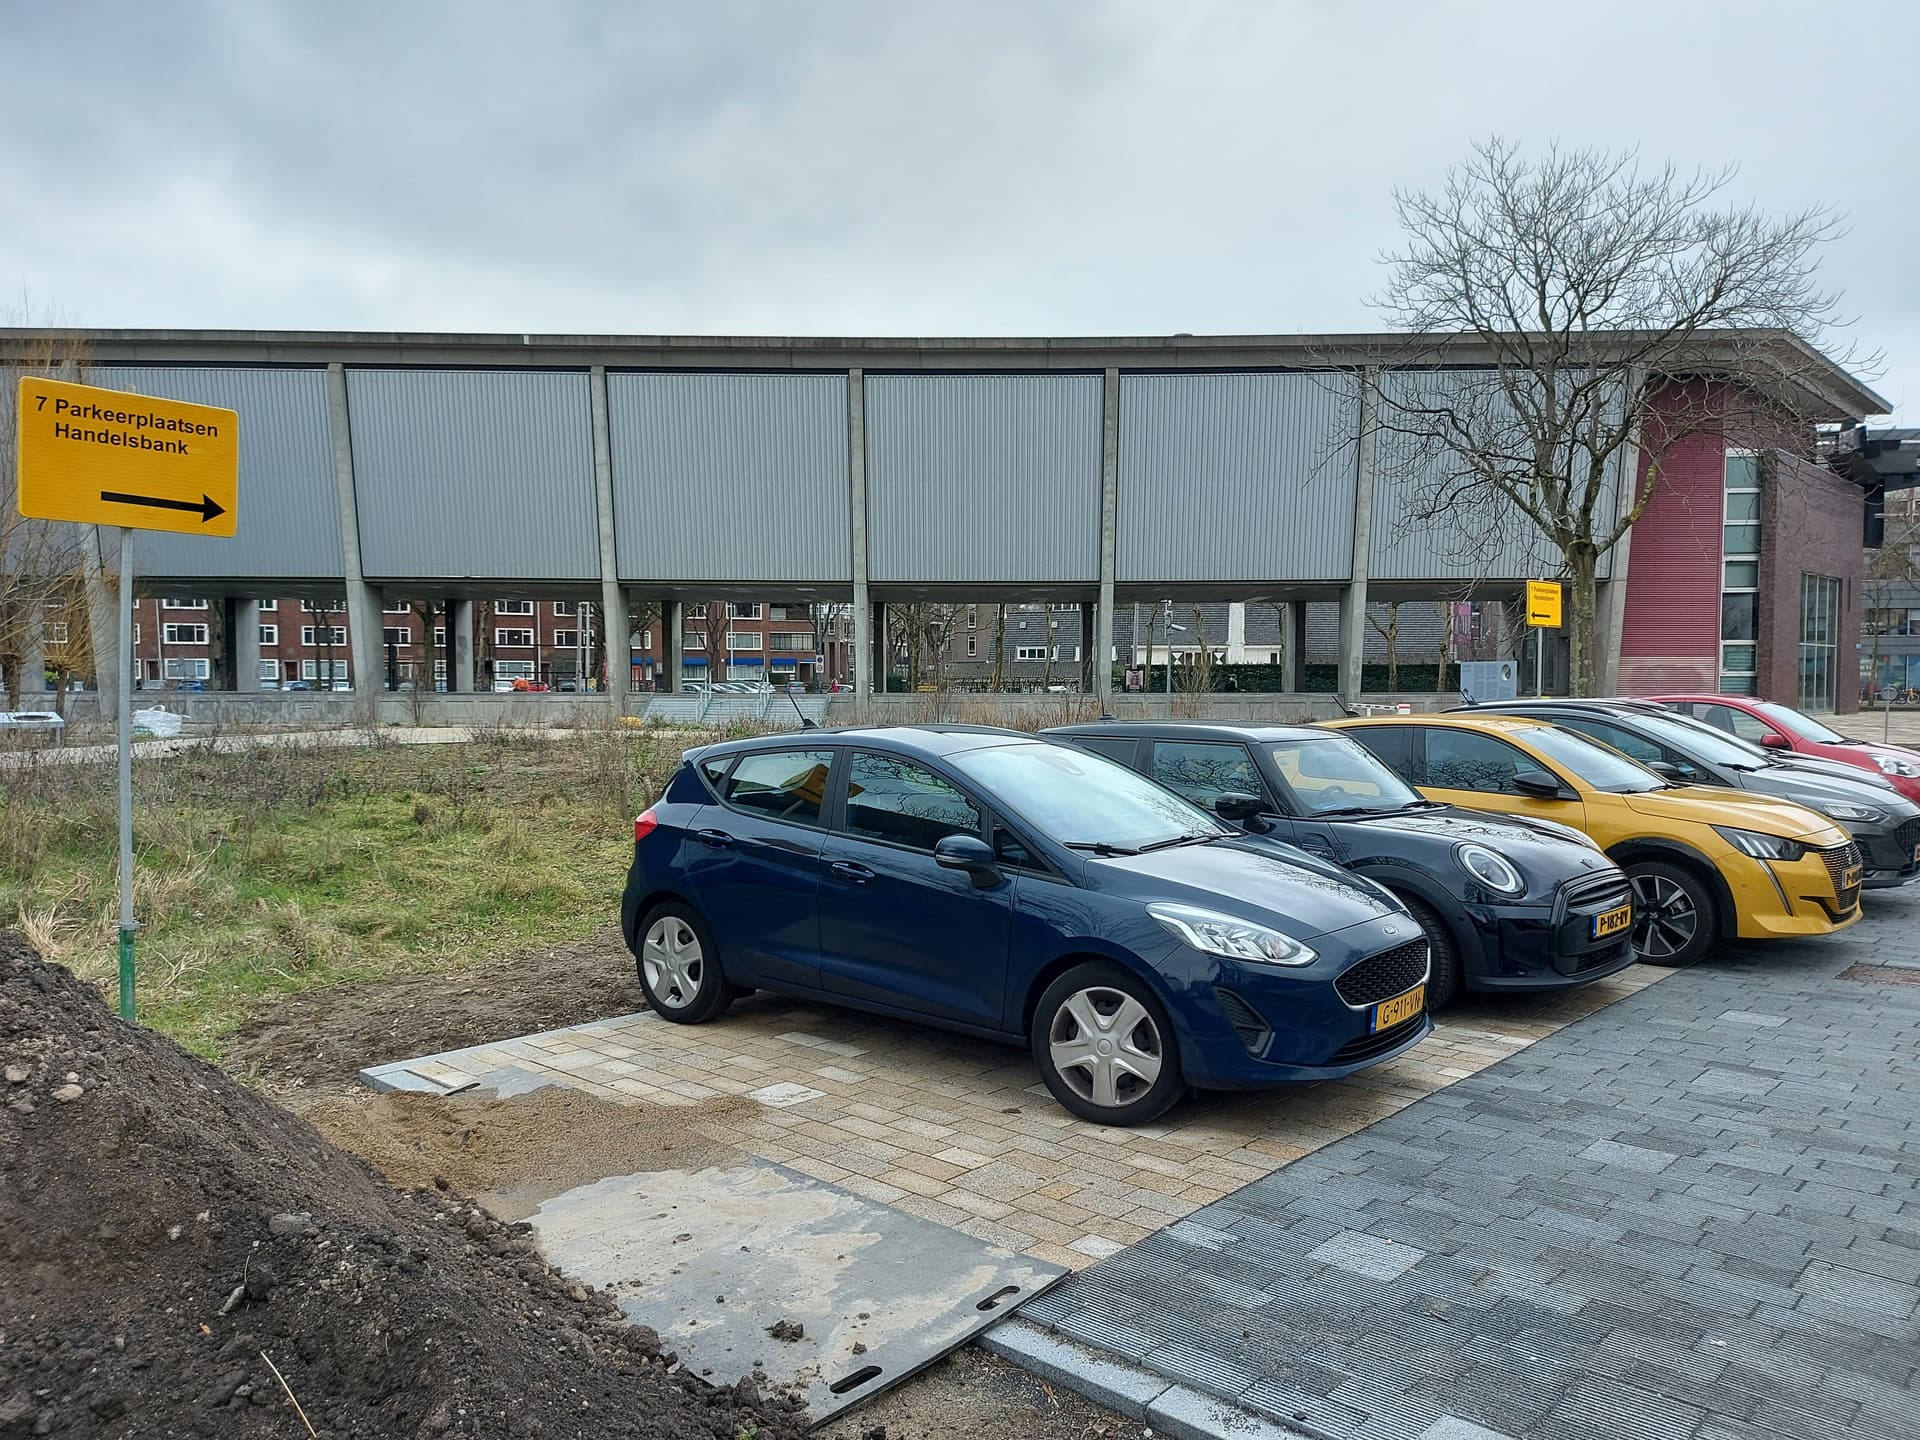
xmin=953 ymin=743 xmax=1225 ymax=852
xmin=1519 ymin=724 xmax=1668 ymax=793
xmin=1268 ymin=736 xmax=1423 ymax=815
xmin=1622 ymin=711 xmax=1768 ymax=770
xmin=1752 ymin=700 xmax=1845 ymax=744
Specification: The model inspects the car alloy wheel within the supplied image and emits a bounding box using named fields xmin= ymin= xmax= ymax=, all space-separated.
xmin=1047 ymin=986 xmax=1165 ymax=1110
xmin=642 ymin=915 xmax=705 ymax=1010
xmin=1629 ymin=869 xmax=1704 ymax=964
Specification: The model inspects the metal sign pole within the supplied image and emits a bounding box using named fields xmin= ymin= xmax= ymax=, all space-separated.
xmin=115 ymin=527 xmax=137 ymax=1021
xmin=1536 ymin=626 xmax=1545 ymax=698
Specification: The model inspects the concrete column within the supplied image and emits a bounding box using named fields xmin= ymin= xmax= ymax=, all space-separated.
xmin=1226 ymin=602 xmax=1247 ymax=663
xmin=848 ymin=369 xmax=872 ymax=702
xmin=235 ymin=600 xmax=262 ymax=692
xmin=1336 ymin=368 xmax=1380 ymax=699
xmin=1284 ymin=603 xmax=1308 ymax=691
xmin=325 ymin=363 xmax=380 ymax=712
xmin=1595 ymin=368 xmax=1644 ymax=697
xmin=16 ymin=609 xmax=47 ymax=695
xmin=1094 ymin=367 xmax=1119 ymax=710
xmin=449 ymin=599 xmax=476 ymax=693
xmin=663 ymin=600 xmax=684 ymax=692
xmin=588 ymin=366 xmax=629 ymax=701
xmin=83 ymin=529 xmax=123 ymax=720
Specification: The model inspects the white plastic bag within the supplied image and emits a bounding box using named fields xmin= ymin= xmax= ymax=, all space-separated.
xmin=131 ymin=707 xmax=183 ymax=739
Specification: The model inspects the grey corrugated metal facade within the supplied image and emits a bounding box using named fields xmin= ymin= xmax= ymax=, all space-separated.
xmin=865 ymin=374 xmax=1102 ymax=584
xmin=346 ymin=368 xmax=600 ymax=581
xmin=93 ymin=366 xmax=343 ymax=580
xmin=610 ymin=372 xmax=849 ymax=583
xmin=1117 ymin=372 xmax=1359 ymax=585
xmin=1369 ymin=371 xmax=1618 ymax=582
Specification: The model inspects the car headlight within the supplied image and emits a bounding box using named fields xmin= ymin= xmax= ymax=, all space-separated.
xmin=1146 ymin=902 xmax=1317 ymax=967
xmin=1821 ymin=800 xmax=1886 ymax=824
xmin=1454 ymin=843 xmax=1525 ymax=897
xmin=1713 ymin=825 xmax=1807 ymax=861
xmin=1874 ymin=755 xmax=1920 ymax=778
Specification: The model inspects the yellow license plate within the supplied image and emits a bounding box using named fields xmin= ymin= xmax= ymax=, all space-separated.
xmin=1912 ymin=843 xmax=1919 ymax=864
xmin=1371 ymin=984 xmax=1425 ymax=1033
xmin=1843 ymin=865 xmax=1863 ymax=890
xmin=1592 ymin=903 xmax=1632 ymax=940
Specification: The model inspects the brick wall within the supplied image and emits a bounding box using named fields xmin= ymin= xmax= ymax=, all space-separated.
xmin=1760 ymin=450 xmax=1865 ymax=714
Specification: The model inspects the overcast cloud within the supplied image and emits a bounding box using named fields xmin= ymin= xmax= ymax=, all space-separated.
xmin=1 ymin=0 xmax=1911 ymax=418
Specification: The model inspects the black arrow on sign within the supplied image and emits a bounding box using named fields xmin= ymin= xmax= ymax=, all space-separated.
xmin=99 ymin=490 xmax=227 ymax=523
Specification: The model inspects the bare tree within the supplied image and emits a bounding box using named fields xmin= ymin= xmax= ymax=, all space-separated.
xmin=988 ymin=604 xmax=1007 ymax=691
xmin=1 ymin=320 xmax=92 ymax=708
xmin=1366 ymin=602 xmax=1402 ymax=691
xmin=1373 ymin=138 xmax=1861 ymax=694
xmin=698 ymin=601 xmax=731 ymax=682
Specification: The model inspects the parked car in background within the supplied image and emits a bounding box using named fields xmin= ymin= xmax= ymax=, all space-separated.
xmin=1328 ymin=713 xmax=1862 ymax=966
xmin=1043 ymin=721 xmax=1636 ymax=1008
xmin=1651 ymin=694 xmax=1920 ymax=804
xmin=622 ymin=726 xmax=1432 ymax=1125
xmin=1454 ymin=700 xmax=1920 ymax=889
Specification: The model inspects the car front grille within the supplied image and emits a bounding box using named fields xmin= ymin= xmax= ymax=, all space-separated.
xmin=1818 ymin=840 xmax=1864 ymax=910
xmin=1327 ymin=1013 xmax=1424 ymax=1066
xmin=1895 ymin=817 xmax=1920 ymax=862
xmin=1562 ymin=871 xmax=1632 ymax=912
xmin=1334 ymin=939 xmax=1430 ymax=1008
xmin=1212 ymin=987 xmax=1271 ymax=1057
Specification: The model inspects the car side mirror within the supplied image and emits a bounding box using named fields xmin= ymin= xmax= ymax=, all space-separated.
xmin=1647 ymin=761 xmax=1683 ymax=780
xmin=1759 ymin=732 xmax=1790 ymax=749
xmin=1512 ymin=769 xmax=1569 ymax=799
xmin=1213 ymin=791 xmax=1264 ymax=823
xmin=934 ymin=834 xmax=1001 ymax=887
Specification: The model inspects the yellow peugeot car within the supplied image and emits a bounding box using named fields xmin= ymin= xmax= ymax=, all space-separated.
xmin=1325 ymin=713 xmax=1861 ymax=965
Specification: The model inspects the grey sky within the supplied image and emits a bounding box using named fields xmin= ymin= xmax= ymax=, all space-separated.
xmin=2 ymin=0 xmax=1910 ymax=419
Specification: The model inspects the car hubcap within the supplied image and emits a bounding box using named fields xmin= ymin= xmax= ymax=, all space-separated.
xmin=1630 ymin=875 xmax=1697 ymax=960
xmin=1047 ymin=987 xmax=1163 ymax=1109
xmin=642 ymin=917 xmax=703 ymax=1009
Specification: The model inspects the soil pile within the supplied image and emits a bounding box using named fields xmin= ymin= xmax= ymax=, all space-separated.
xmin=303 ymin=1089 xmax=746 ymax=1202
xmin=0 ymin=932 xmax=804 ymax=1440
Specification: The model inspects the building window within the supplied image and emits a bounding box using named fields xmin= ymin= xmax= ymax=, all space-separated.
xmin=1014 ymin=646 xmax=1046 ymax=661
xmin=1718 ymin=452 xmax=1761 ymax=696
xmin=258 ymin=624 xmax=278 ymax=646
xmin=685 ymin=634 xmax=705 ymax=650
xmin=1799 ymin=574 xmax=1841 ymax=712
xmin=768 ymin=632 xmax=813 ymax=652
xmin=967 ymin=606 xmax=978 ymax=631
xmin=769 ymin=604 xmax=808 ymax=621
xmin=552 ymin=629 xmax=580 ymax=648
xmin=163 ymin=658 xmax=210 ymax=680
xmin=301 ymin=660 xmax=350 ymax=683
xmin=965 ymin=636 xmax=978 ymax=657
xmin=728 ymin=603 xmax=763 ymax=620
xmin=639 ymin=629 xmax=652 ymax=650
xmin=494 ymin=659 xmax=536 ymax=681
xmin=162 ymin=623 xmax=208 ymax=645
xmin=256 ymin=598 xmax=278 ymax=610
xmin=495 ymin=600 xmax=534 ymax=615
xmin=384 ymin=602 xmax=411 ymax=615
xmin=725 ymin=631 xmax=762 ymax=651
xmin=259 ymin=659 xmax=280 ymax=681
xmin=301 ymin=599 xmax=345 ymax=613
xmin=433 ymin=627 xmax=447 ymax=646
xmin=553 ymin=601 xmax=575 ymax=616
xmin=300 ymin=625 xmax=348 ymax=646
xmin=433 ymin=659 xmax=447 ymax=681
xmin=162 ymin=598 xmax=207 ymax=610
xmin=133 ymin=623 xmax=141 ymax=644
xmin=495 ymin=628 xmax=535 ymax=648
xmin=383 ymin=627 xmax=411 ymax=647
xmin=685 ymin=603 xmax=707 ymax=620
xmin=45 ymin=622 xmax=69 ymax=645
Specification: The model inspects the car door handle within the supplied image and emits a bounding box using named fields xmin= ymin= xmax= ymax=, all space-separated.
xmin=831 ymin=861 xmax=875 ymax=883
xmin=695 ymin=828 xmax=734 ymax=849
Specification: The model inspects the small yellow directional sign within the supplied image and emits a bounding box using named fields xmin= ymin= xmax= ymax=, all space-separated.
xmin=15 ymin=377 xmax=237 ymax=537
xmin=1526 ymin=579 xmax=1563 ymax=628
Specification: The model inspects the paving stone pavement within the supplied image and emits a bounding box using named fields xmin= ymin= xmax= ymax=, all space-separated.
xmin=1020 ymin=889 xmax=1920 ymax=1440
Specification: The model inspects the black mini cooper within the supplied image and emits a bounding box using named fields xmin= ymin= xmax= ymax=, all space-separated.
xmin=1043 ymin=721 xmax=1638 ymax=1008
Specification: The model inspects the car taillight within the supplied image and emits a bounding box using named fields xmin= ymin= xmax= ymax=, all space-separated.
xmin=633 ymin=810 xmax=658 ymax=842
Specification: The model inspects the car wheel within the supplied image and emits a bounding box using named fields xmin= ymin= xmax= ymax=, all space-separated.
xmin=635 ymin=901 xmax=734 ymax=1023
xmin=1030 ymin=962 xmax=1184 ymax=1127
xmin=1625 ymin=861 xmax=1715 ymax=967
xmin=1396 ymin=894 xmax=1462 ymax=1010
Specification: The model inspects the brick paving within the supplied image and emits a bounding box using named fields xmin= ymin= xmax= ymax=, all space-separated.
xmin=1019 ymin=891 xmax=1920 ymax=1440
xmin=365 ymin=964 xmax=1667 ymax=1275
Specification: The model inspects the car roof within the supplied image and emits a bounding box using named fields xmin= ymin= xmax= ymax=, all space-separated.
xmin=1326 ymin=712 xmax=1552 ymax=735
xmin=1453 ymin=698 xmax=1670 ymax=719
xmin=689 ymin=723 xmax=1043 ymax=763
xmin=1043 ymin=720 xmax=1325 ymax=743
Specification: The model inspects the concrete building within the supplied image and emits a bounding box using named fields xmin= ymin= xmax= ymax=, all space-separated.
xmin=0 ymin=328 xmax=1886 ymax=717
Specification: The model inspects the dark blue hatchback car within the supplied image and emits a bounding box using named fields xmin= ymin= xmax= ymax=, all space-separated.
xmin=621 ymin=726 xmax=1433 ymax=1126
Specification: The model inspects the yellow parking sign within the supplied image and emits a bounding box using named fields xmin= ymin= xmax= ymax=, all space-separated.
xmin=1526 ymin=580 xmax=1562 ymax=628
xmin=15 ymin=376 xmax=237 ymax=536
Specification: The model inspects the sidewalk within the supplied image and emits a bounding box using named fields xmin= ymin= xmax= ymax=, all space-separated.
xmin=1018 ymin=892 xmax=1920 ymax=1440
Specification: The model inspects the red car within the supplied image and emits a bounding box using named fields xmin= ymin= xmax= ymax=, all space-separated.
xmin=1652 ymin=694 xmax=1920 ymax=804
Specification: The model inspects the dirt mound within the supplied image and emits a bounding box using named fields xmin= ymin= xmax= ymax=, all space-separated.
xmin=304 ymin=1089 xmax=747 ymax=1207
xmin=0 ymin=932 xmax=804 ymax=1440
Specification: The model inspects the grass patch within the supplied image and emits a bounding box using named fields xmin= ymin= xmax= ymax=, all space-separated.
xmin=1 ymin=719 xmax=687 ymax=1058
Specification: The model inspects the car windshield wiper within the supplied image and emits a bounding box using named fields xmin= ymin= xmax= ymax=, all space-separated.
xmin=1135 ymin=831 xmax=1221 ymax=852
xmin=1313 ymin=805 xmax=1401 ymax=818
xmin=1064 ymin=840 xmax=1140 ymax=856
